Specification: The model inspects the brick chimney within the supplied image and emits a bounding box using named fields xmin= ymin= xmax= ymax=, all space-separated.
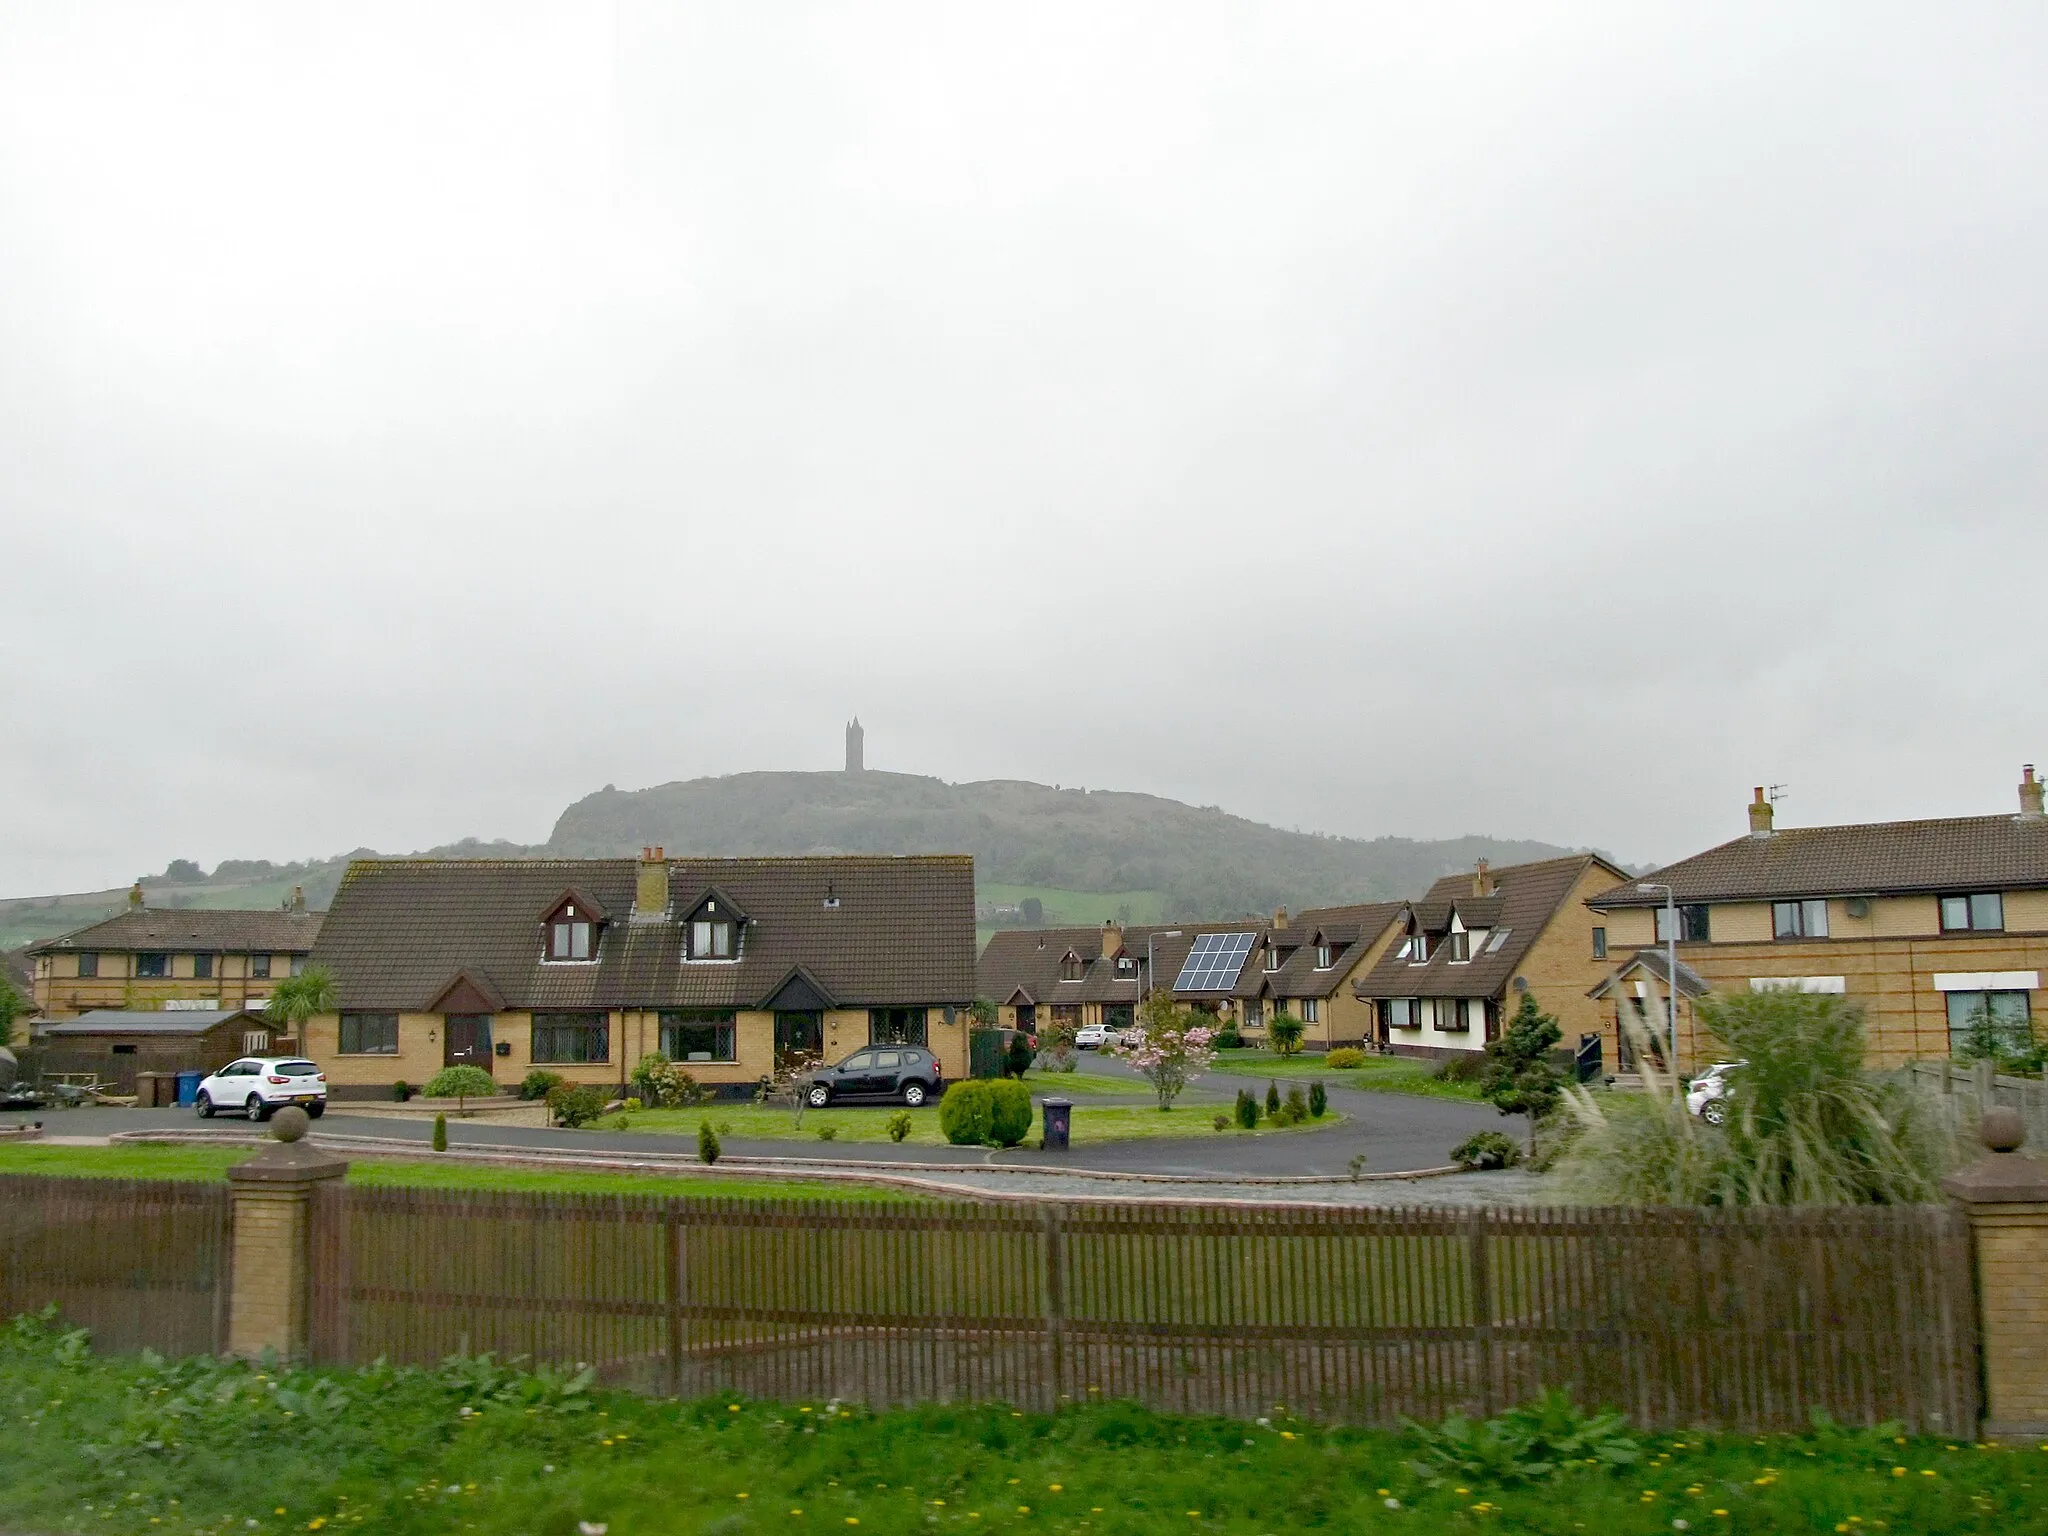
xmin=1472 ymin=859 xmax=1494 ymax=897
xmin=128 ymin=881 xmax=144 ymax=909
xmin=289 ymin=885 xmax=306 ymax=914
xmin=2022 ymin=764 xmax=2045 ymax=822
xmin=634 ymin=846 xmax=670 ymax=922
xmin=1748 ymin=786 xmax=1775 ymax=838
xmin=1272 ymin=907 xmax=1290 ymax=930
xmin=1101 ymin=918 xmax=1123 ymax=960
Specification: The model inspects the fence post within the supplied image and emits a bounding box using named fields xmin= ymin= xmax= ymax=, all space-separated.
xmin=1467 ymin=1211 xmax=1494 ymax=1418
xmin=665 ymin=1207 xmax=684 ymax=1399
xmin=1041 ymin=1204 xmax=1066 ymax=1413
xmin=223 ymin=1108 xmax=347 ymax=1361
xmin=1943 ymin=1107 xmax=2048 ymax=1439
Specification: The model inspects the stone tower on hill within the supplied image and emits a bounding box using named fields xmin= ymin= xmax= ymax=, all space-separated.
xmin=845 ymin=717 xmax=864 ymax=774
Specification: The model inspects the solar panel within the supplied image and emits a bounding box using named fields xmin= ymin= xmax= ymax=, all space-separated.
xmin=1173 ymin=931 xmax=1257 ymax=992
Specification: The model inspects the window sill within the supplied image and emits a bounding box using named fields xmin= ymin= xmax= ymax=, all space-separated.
xmin=539 ymin=958 xmax=600 ymax=967
xmin=682 ymin=958 xmax=741 ymax=966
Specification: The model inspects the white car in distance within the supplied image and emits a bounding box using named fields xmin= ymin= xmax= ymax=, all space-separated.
xmin=195 ymin=1057 xmax=329 ymax=1121
xmin=1685 ymin=1061 xmax=1744 ymax=1127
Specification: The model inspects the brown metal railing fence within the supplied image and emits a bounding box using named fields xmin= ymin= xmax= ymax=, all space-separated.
xmin=306 ymin=1187 xmax=1979 ymax=1433
xmin=0 ymin=1175 xmax=231 ymax=1356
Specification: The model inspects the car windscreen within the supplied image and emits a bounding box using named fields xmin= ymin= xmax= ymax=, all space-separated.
xmin=278 ymin=1061 xmax=320 ymax=1076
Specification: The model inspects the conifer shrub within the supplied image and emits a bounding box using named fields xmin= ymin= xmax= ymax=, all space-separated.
xmin=1234 ymin=1087 xmax=1259 ymax=1130
xmin=697 ymin=1119 xmax=721 ymax=1165
xmin=431 ymin=1113 xmax=448 ymax=1152
xmin=1265 ymin=1080 xmax=1281 ymax=1118
xmin=1308 ymin=1080 xmax=1328 ymax=1118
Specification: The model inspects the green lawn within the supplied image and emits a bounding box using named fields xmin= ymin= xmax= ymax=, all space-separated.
xmin=1205 ymin=1050 xmax=1486 ymax=1102
xmin=601 ymin=1100 xmax=1342 ymax=1146
xmin=2 ymin=1316 xmax=2038 ymax=1536
xmin=0 ymin=1144 xmax=912 ymax=1202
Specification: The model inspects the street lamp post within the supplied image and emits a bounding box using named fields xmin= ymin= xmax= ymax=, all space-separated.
xmin=1144 ymin=930 xmax=1183 ymax=1024
xmin=1637 ymin=882 xmax=1679 ymax=1073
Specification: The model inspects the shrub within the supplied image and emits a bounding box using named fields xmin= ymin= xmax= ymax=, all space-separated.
xmin=1481 ymin=993 xmax=1567 ymax=1156
xmin=1283 ymin=1084 xmax=1309 ymax=1121
xmin=939 ymin=1080 xmax=995 ymax=1146
xmin=1267 ymin=1013 xmax=1307 ymax=1057
xmin=697 ymin=1120 xmax=721 ymax=1165
xmin=391 ymin=1079 xmax=412 ymax=1102
xmin=431 ymin=1112 xmax=447 ymax=1152
xmin=815 ymin=1124 xmax=837 ymax=1141
xmin=622 ymin=1097 xmax=643 ymax=1113
xmin=1308 ymin=1080 xmax=1328 ymax=1118
xmin=1234 ymin=1087 xmax=1259 ymax=1130
xmin=546 ymin=1082 xmax=607 ymax=1129
xmin=1213 ymin=1113 xmax=1230 ymax=1131
xmin=1211 ymin=1028 xmax=1244 ymax=1050
xmin=1435 ymin=1053 xmax=1489 ymax=1084
xmin=630 ymin=1054 xmax=705 ymax=1109
xmin=1265 ymin=1080 xmax=1281 ymax=1117
xmin=885 ymin=1110 xmax=912 ymax=1143
xmin=1326 ymin=1047 xmax=1366 ymax=1070
xmin=1451 ymin=1130 xmax=1523 ymax=1170
xmin=519 ymin=1070 xmax=565 ymax=1102
xmin=987 ymin=1079 xmax=1034 ymax=1147
xmin=1004 ymin=1032 xmax=1036 ymax=1078
xmin=422 ymin=1065 xmax=497 ymax=1115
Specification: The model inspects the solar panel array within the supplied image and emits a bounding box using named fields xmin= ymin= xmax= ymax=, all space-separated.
xmin=1173 ymin=931 xmax=1257 ymax=992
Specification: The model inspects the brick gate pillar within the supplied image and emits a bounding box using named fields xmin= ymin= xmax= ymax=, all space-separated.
xmin=225 ymin=1106 xmax=347 ymax=1360
xmin=1945 ymin=1107 xmax=2048 ymax=1440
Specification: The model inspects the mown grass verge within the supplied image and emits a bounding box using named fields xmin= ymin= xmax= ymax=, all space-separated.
xmin=0 ymin=1144 xmax=914 ymax=1201
xmin=0 ymin=1311 xmax=2037 ymax=1536
xmin=600 ymin=1101 xmax=1343 ymax=1145
xmin=1204 ymin=1051 xmax=1487 ymax=1102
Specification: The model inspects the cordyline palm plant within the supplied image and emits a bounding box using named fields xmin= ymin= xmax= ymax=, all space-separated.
xmin=1555 ymin=987 xmax=1951 ymax=1207
xmin=263 ymin=965 xmax=337 ymax=1040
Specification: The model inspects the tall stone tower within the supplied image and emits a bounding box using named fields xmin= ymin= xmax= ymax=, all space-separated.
xmin=845 ymin=717 xmax=865 ymax=774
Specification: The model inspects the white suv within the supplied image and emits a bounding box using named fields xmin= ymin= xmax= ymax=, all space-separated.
xmin=195 ymin=1058 xmax=328 ymax=1121
xmin=1685 ymin=1061 xmax=1744 ymax=1127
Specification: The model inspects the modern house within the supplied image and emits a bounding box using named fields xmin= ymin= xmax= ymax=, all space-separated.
xmin=27 ymin=891 xmax=324 ymax=1019
xmin=977 ymin=902 xmax=1408 ymax=1051
xmin=1352 ymin=855 xmax=1630 ymax=1061
xmin=1586 ymin=772 xmax=2048 ymax=1069
xmin=299 ymin=849 xmax=977 ymax=1097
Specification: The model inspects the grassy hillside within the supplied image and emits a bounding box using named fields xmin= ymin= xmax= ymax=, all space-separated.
xmin=546 ymin=771 xmax=1601 ymax=920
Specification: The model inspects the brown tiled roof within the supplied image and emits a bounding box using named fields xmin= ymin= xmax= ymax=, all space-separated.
xmin=1256 ymin=901 xmax=1407 ymax=1000
xmin=1587 ymin=815 xmax=2048 ymax=908
xmin=977 ymin=924 xmax=1190 ymax=1006
xmin=1353 ymin=855 xmax=1624 ymax=1001
xmin=312 ymin=856 xmax=975 ymax=1013
xmin=29 ymin=908 xmax=325 ymax=957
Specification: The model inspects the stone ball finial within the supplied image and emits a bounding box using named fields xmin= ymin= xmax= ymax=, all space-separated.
xmin=270 ymin=1105 xmax=311 ymax=1144
xmin=1980 ymin=1106 xmax=2025 ymax=1154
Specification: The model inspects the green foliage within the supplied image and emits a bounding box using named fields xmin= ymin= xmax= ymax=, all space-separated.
xmin=1953 ymin=1000 xmax=2047 ymax=1077
xmin=1004 ymin=1030 xmax=1036 ymax=1078
xmin=518 ymin=1069 xmax=565 ymax=1102
xmin=262 ymin=964 xmax=337 ymax=1033
xmin=422 ymin=1065 xmax=497 ymax=1113
xmin=1435 ymin=1052 xmax=1489 ymax=1083
xmin=545 ymin=1082 xmax=607 ymax=1129
xmin=1266 ymin=1012 xmax=1306 ymax=1057
xmin=1265 ymin=1079 xmax=1281 ymax=1117
xmin=1270 ymin=1084 xmax=1309 ymax=1126
xmin=630 ymin=1054 xmax=704 ymax=1108
xmin=697 ymin=1119 xmax=721 ymax=1164
xmin=1450 ymin=1130 xmax=1523 ymax=1170
xmin=967 ymin=997 xmax=998 ymax=1027
xmin=1481 ymin=992 xmax=1567 ymax=1152
xmin=1212 ymin=1113 xmax=1230 ymax=1130
xmin=1308 ymin=1080 xmax=1327 ymax=1118
xmin=815 ymin=1123 xmax=837 ymax=1141
xmin=987 ymin=1078 xmax=1034 ymax=1147
xmin=1404 ymin=1389 xmax=1640 ymax=1486
xmin=1234 ymin=1088 xmax=1259 ymax=1130
xmin=885 ymin=1110 xmax=913 ymax=1143
xmin=1325 ymin=1046 xmax=1365 ymax=1069
xmin=390 ymin=1079 xmax=411 ymax=1102
xmin=1557 ymin=991 xmax=1952 ymax=1207
xmin=0 ymin=971 xmax=26 ymax=1048
xmin=431 ymin=1113 xmax=447 ymax=1152
xmin=1211 ymin=1028 xmax=1244 ymax=1050
xmin=939 ymin=1080 xmax=996 ymax=1145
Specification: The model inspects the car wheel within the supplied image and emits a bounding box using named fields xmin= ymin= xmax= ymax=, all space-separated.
xmin=806 ymin=1084 xmax=831 ymax=1108
xmin=246 ymin=1094 xmax=271 ymax=1122
xmin=306 ymin=1103 xmax=325 ymax=1119
xmin=902 ymin=1081 xmax=927 ymax=1108
xmin=1700 ymin=1096 xmax=1729 ymax=1127
xmin=195 ymin=1091 xmax=214 ymax=1119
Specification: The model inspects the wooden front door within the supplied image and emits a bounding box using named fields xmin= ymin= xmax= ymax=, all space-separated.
xmin=444 ymin=1014 xmax=494 ymax=1075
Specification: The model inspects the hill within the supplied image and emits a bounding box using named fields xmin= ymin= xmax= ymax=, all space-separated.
xmin=544 ymin=771 xmax=1603 ymax=921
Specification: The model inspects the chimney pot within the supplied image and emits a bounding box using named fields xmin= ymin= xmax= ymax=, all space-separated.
xmin=2021 ymin=764 xmax=2045 ymax=822
xmin=1473 ymin=859 xmax=1494 ymax=897
xmin=1748 ymin=786 xmax=1775 ymax=838
xmin=1273 ymin=907 xmax=1290 ymax=930
xmin=128 ymin=881 xmax=144 ymax=909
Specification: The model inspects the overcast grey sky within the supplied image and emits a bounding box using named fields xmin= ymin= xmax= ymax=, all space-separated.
xmin=4 ymin=2 xmax=2046 ymax=896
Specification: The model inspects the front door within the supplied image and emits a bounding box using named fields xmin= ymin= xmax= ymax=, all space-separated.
xmin=444 ymin=1014 xmax=494 ymax=1075
xmin=775 ymin=1011 xmax=823 ymax=1073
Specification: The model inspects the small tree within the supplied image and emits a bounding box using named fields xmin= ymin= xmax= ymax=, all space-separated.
xmin=968 ymin=997 xmax=998 ymax=1028
xmin=698 ymin=1120 xmax=721 ymax=1164
xmin=1481 ymin=992 xmax=1566 ymax=1156
xmin=264 ymin=964 xmax=338 ymax=1041
xmin=1113 ymin=992 xmax=1216 ymax=1110
xmin=431 ymin=1113 xmax=448 ymax=1152
xmin=423 ymin=1064 xmax=497 ymax=1117
xmin=1004 ymin=1030 xmax=1035 ymax=1079
xmin=1265 ymin=1079 xmax=1281 ymax=1118
xmin=0 ymin=973 xmax=26 ymax=1051
xmin=1267 ymin=1012 xmax=1307 ymax=1058
xmin=1234 ymin=1088 xmax=1259 ymax=1129
xmin=1308 ymin=1080 xmax=1327 ymax=1118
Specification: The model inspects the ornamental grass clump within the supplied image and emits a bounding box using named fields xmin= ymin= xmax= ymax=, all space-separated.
xmin=1555 ymin=989 xmax=1952 ymax=1207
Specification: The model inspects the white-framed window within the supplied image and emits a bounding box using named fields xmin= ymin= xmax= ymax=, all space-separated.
xmin=1447 ymin=931 xmax=1471 ymax=963
xmin=690 ymin=918 xmax=734 ymax=960
xmin=1314 ymin=944 xmax=1332 ymax=969
xmin=1408 ymin=934 xmax=1430 ymax=964
xmin=1946 ymin=990 xmax=2032 ymax=1054
xmin=1265 ymin=947 xmax=1281 ymax=971
xmin=1301 ymin=998 xmax=1320 ymax=1023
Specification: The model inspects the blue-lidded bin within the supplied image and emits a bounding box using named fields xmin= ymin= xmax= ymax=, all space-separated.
xmin=174 ymin=1070 xmax=204 ymax=1108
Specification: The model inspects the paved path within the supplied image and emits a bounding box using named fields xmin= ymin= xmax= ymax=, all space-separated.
xmin=1 ymin=1055 xmax=1513 ymax=1179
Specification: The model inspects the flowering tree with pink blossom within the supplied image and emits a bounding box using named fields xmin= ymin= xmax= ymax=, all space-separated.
xmin=1114 ymin=991 xmax=1217 ymax=1109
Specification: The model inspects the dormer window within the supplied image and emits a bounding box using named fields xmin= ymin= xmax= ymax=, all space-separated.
xmin=681 ymin=890 xmax=746 ymax=962
xmin=1115 ymin=955 xmax=1136 ymax=975
xmin=691 ymin=917 xmax=733 ymax=959
xmin=1265 ymin=947 xmax=1282 ymax=971
xmin=1059 ymin=951 xmax=1084 ymax=982
xmin=1447 ymin=931 xmax=1471 ymax=963
xmin=540 ymin=889 xmax=608 ymax=964
xmin=550 ymin=915 xmax=593 ymax=961
xmin=1408 ymin=933 xmax=1430 ymax=964
xmin=1314 ymin=943 xmax=1333 ymax=970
